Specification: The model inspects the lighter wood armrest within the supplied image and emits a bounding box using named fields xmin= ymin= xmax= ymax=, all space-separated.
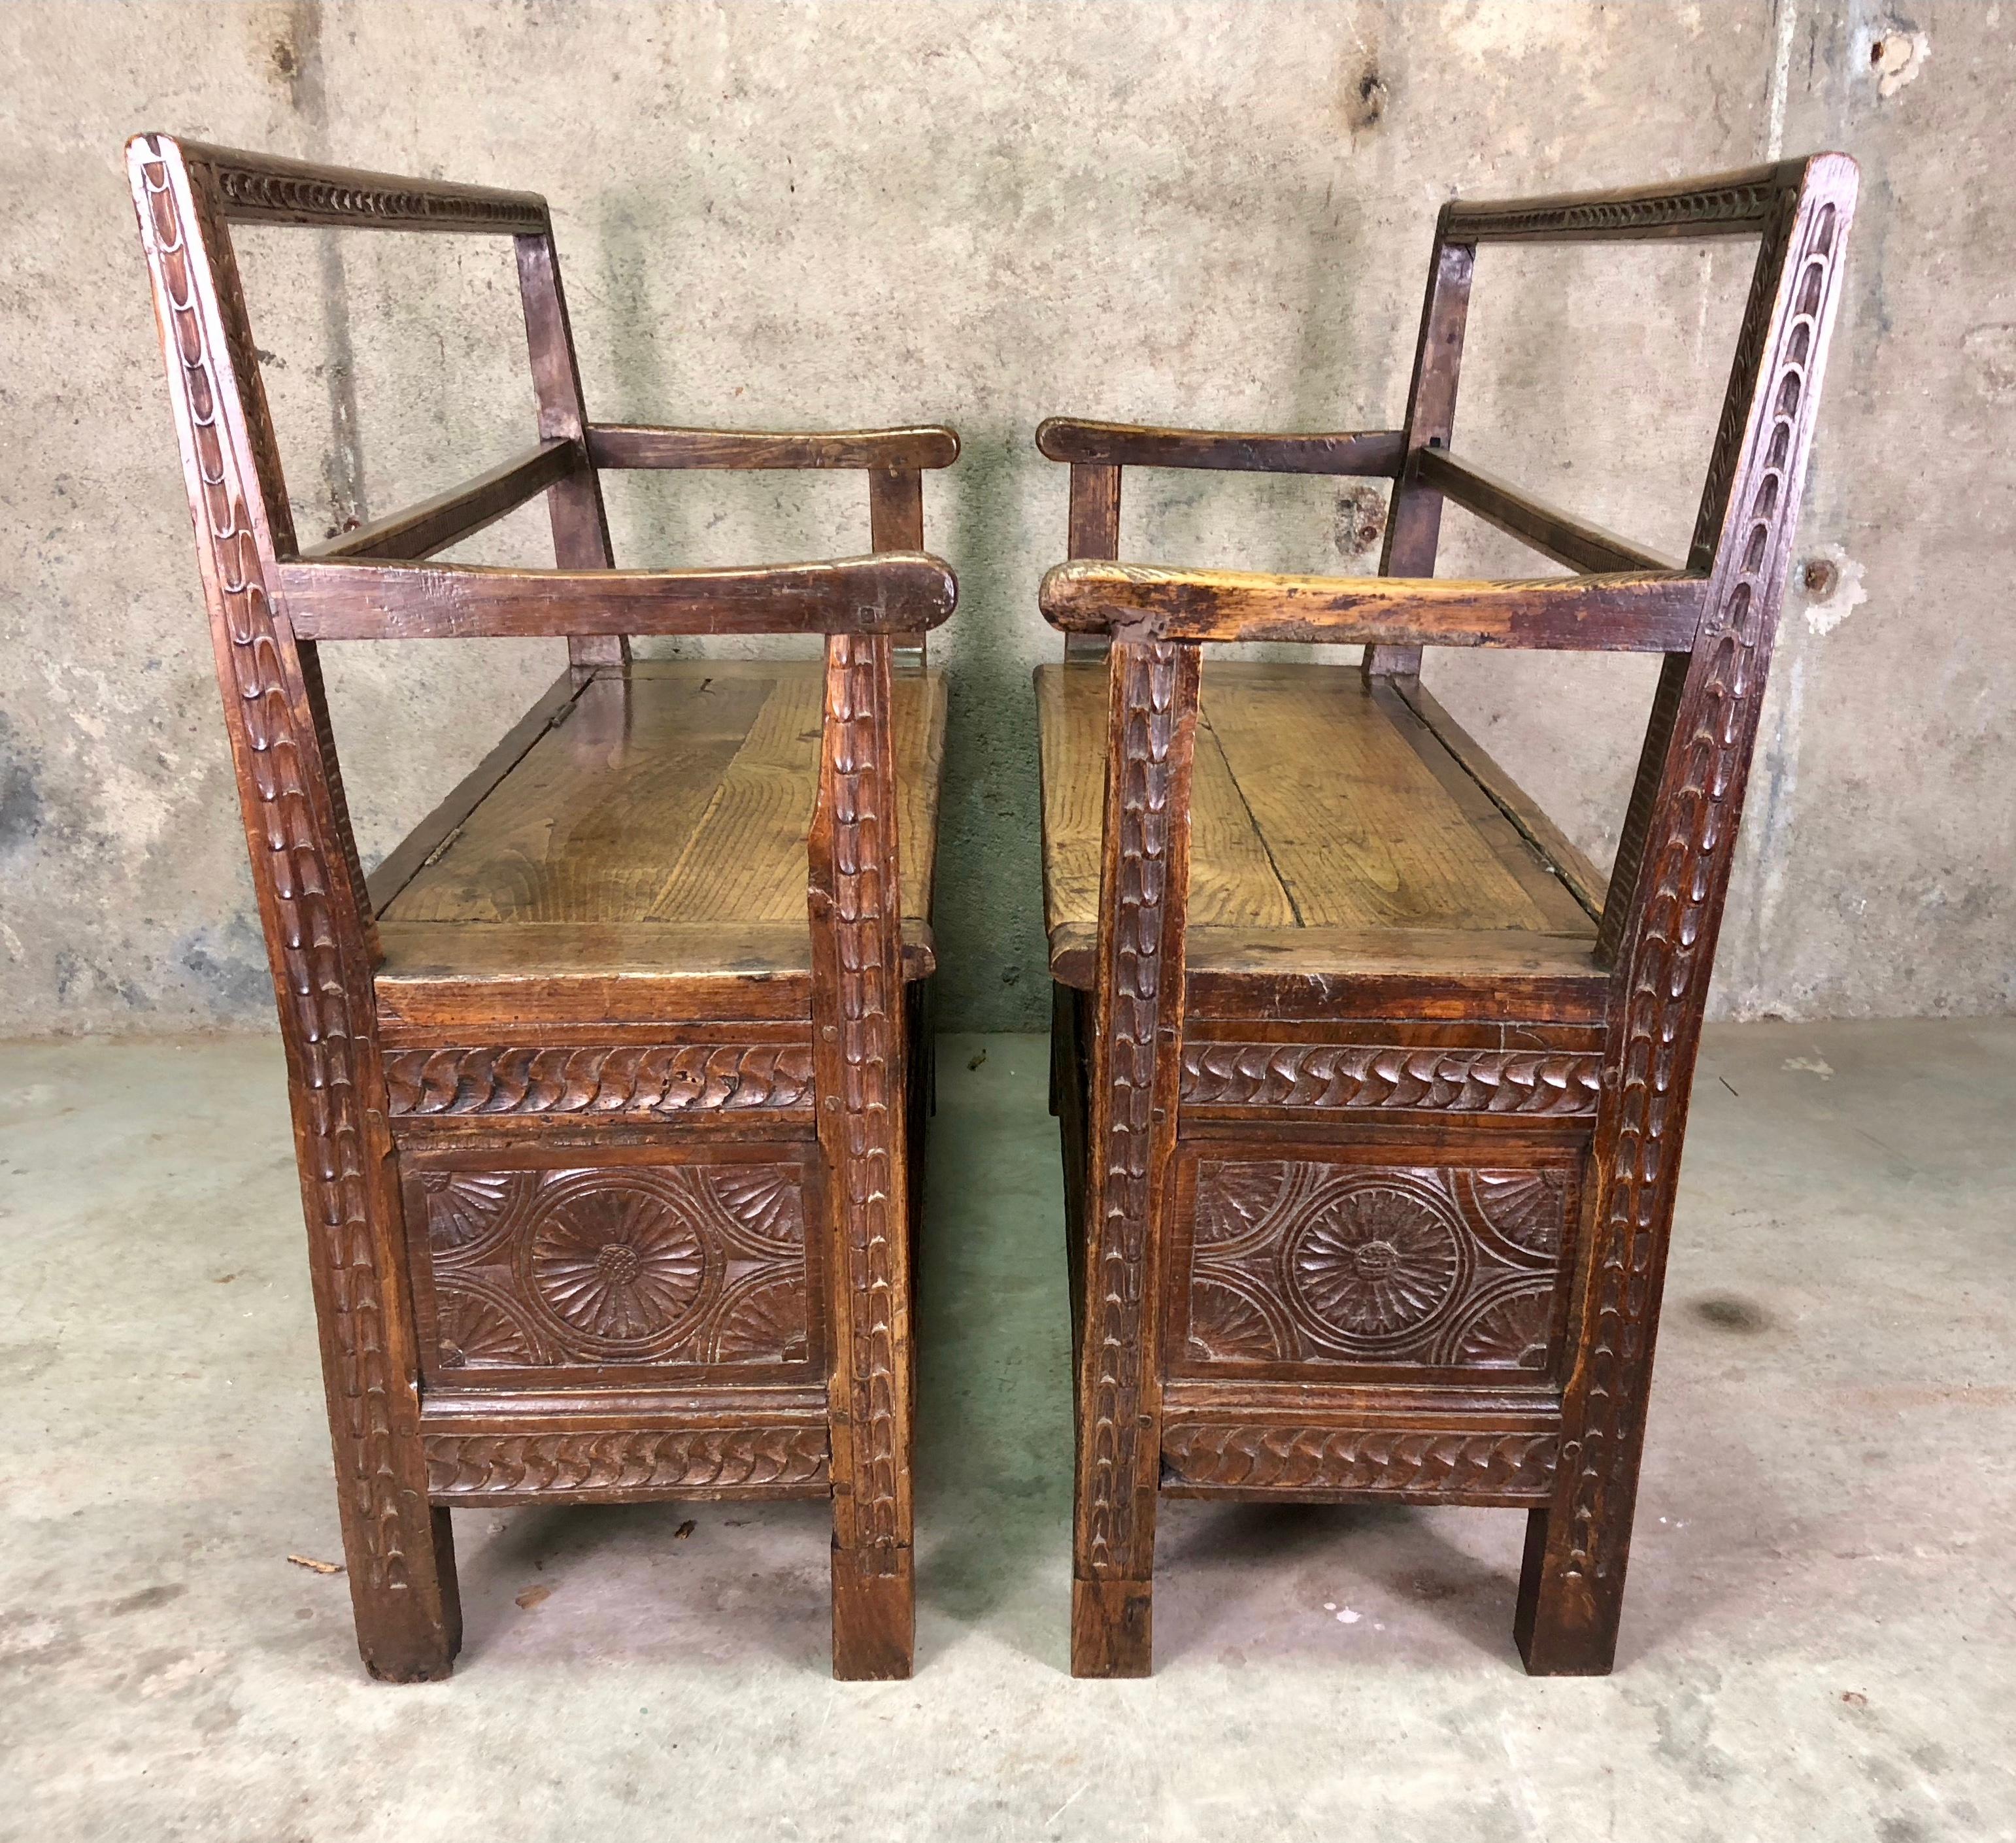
xmin=1037 ymin=418 xmax=1405 ymax=476
xmin=586 ymin=425 xmax=959 ymax=471
xmin=1038 ymin=560 xmax=1704 ymax=651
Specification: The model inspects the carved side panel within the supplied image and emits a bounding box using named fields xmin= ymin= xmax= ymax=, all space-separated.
xmin=809 ymin=635 xmax=913 ymax=1559
xmin=405 ymin=1158 xmax=818 ymax=1383
xmin=1162 ymin=1423 xmax=1558 ymax=1502
xmin=1177 ymin=1155 xmax=1574 ymax=1374
xmin=1554 ymin=163 xmax=1858 ymax=1623
xmin=426 ymin=1427 xmax=830 ymax=1500
xmin=128 ymin=142 xmax=440 ymax=1632
xmin=1075 ymin=641 xmax=1203 ymax=1579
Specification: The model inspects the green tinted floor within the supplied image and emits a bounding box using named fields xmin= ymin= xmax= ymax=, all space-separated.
xmin=2 ymin=1023 xmax=2013 ymax=1840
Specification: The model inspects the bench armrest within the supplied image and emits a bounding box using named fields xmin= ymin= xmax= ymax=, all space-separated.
xmin=1038 ymin=560 xmax=1704 ymax=651
xmin=280 ymin=552 xmax=956 ymax=641
xmin=1037 ymin=418 xmax=1405 ymax=477
xmin=585 ymin=424 xmax=959 ymax=472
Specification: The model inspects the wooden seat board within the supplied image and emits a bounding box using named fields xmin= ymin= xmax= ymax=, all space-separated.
xmin=378 ymin=661 xmax=945 ymax=988
xmin=1037 ymin=660 xmax=1595 ymax=983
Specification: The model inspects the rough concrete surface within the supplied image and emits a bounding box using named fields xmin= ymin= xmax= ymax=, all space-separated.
xmin=1 ymin=2 xmax=2011 ymax=1034
xmin=2 ymin=1023 xmax=2013 ymax=1839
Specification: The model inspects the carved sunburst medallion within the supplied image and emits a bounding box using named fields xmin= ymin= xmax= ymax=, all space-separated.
xmin=434 ymin=1285 xmax=539 ymax=1368
xmin=1196 ymin=1160 xmax=1293 ymax=1249
xmin=1287 ymin=1181 xmax=1466 ymax=1344
xmin=528 ymin=1179 xmax=708 ymax=1347
xmin=1447 ymin=1282 xmax=1554 ymax=1369
xmin=1464 ymin=1168 xmax=1569 ymax=1265
xmin=421 ymin=1170 xmax=526 ymax=1252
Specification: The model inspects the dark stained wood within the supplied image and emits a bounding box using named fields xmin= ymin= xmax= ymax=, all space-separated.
xmin=302 ymin=439 xmax=579 ymax=564
xmin=1368 ymin=233 xmax=1473 ymax=678
xmin=589 ymin=424 xmax=959 ymax=472
xmin=280 ymin=552 xmax=958 ymax=641
xmin=1038 ymin=418 xmax=1405 ymax=476
xmin=1036 ymin=153 xmax=1858 ymax=1676
xmin=1414 ymin=448 xmax=1679 ymax=576
xmin=515 ymin=232 xmax=623 ymax=669
xmin=1444 ymin=159 xmax=1808 ymax=244
xmin=1064 ymin=463 xmax=1122 ymax=662
xmin=129 ymin=133 xmax=954 ymax=1682
xmin=1039 ymin=560 xmax=1705 ymax=651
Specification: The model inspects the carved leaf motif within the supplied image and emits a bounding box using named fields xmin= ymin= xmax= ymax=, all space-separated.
xmin=425 ymin=1427 xmax=831 ymax=1497
xmin=1186 ymin=1278 xmax=1285 ymax=1362
xmin=1289 ymin=1183 xmax=1466 ymax=1340
xmin=434 ymin=1286 xmax=539 ymax=1368
xmin=529 ymin=1183 xmax=708 ymax=1345
xmin=1447 ymin=1283 xmax=1553 ymax=1369
xmin=1162 ymin=1423 xmax=1557 ymax=1499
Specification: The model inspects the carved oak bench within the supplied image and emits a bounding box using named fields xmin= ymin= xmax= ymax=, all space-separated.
xmin=1037 ymin=155 xmax=1856 ymax=1676
xmin=129 ymin=135 xmax=956 ymax=1681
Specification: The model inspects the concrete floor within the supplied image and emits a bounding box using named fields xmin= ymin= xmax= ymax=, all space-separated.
xmin=2 ymin=1021 xmax=2012 ymax=1840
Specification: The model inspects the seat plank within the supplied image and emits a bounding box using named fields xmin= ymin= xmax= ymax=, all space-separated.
xmin=376 ymin=662 xmax=944 ymax=1007
xmin=1037 ymin=661 xmax=1596 ymax=995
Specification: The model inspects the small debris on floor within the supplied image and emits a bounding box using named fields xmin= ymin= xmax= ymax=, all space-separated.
xmin=1784 ymin=1055 xmax=1835 ymax=1079
xmin=1841 ymin=1690 xmax=1868 ymax=1707
xmin=967 ymin=1048 xmax=987 ymax=1071
xmin=212 ymin=1273 xmax=237 ymax=1284
xmin=286 ymin=1554 xmax=343 ymax=1576
xmin=516 ymin=1583 xmax=555 ymax=1610
xmin=675 ymin=1519 xmax=696 ymax=1540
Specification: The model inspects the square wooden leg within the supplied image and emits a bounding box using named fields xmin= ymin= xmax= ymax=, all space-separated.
xmin=1071 ymin=1576 xmax=1152 ymax=1678
xmin=352 ymin=1505 xmax=462 ymax=1683
xmin=1513 ymin=1506 xmax=1621 ymax=1676
xmin=832 ymin=1542 xmax=915 ymax=1680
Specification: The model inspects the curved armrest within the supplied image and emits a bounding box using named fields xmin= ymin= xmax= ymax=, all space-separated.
xmin=1039 ymin=560 xmax=1703 ymax=651
xmin=281 ymin=552 xmax=956 ymax=640
xmin=586 ymin=424 xmax=959 ymax=472
xmin=1037 ymin=418 xmax=1404 ymax=477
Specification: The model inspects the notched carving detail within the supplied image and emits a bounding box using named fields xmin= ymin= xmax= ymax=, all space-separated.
xmin=425 ymin=1427 xmax=830 ymax=1498
xmin=1181 ymin=1042 xmax=1601 ymax=1117
xmin=384 ymin=1043 xmax=815 ymax=1119
xmin=1163 ymin=1424 xmax=1558 ymax=1498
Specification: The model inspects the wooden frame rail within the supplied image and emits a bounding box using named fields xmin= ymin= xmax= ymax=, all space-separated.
xmin=1039 ymin=560 xmax=1704 ymax=650
xmin=300 ymin=439 xmax=579 ymax=562
xmin=1037 ymin=418 xmax=1405 ymax=477
xmin=587 ymin=424 xmax=958 ymax=472
xmin=281 ymin=553 xmax=957 ymax=640
xmin=177 ymin=139 xmax=550 ymax=233
xmin=1413 ymin=449 xmax=1679 ymax=576
xmin=1441 ymin=159 xmax=1809 ymax=245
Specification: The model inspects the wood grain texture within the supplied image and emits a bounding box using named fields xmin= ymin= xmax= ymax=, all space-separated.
xmin=1070 ymin=640 xmax=1201 ymax=1677
xmin=1038 ymin=662 xmax=1592 ymax=986
xmin=1038 ymin=418 xmax=1405 ymax=475
xmin=1039 ymin=561 xmax=1704 ymax=650
xmin=281 ymin=552 xmax=958 ymax=641
xmin=300 ymin=440 xmax=577 ymax=564
xmin=809 ymin=634 xmax=916 ymax=1680
xmin=588 ymin=424 xmax=958 ymax=471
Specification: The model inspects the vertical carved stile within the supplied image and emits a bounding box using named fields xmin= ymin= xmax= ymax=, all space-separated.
xmin=1074 ymin=639 xmax=1201 ymax=1583
xmin=809 ymin=634 xmax=913 ymax=1565
xmin=127 ymin=139 xmax=450 ymax=1676
xmin=1537 ymin=158 xmax=1857 ymax=1659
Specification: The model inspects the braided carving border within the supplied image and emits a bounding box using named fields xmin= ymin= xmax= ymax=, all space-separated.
xmin=210 ymin=161 xmax=545 ymax=233
xmin=385 ymin=1043 xmax=815 ymax=1118
xmin=1564 ymin=180 xmax=1849 ymax=1593
xmin=135 ymin=148 xmax=414 ymax=1595
xmin=1446 ymin=178 xmax=1781 ymax=243
xmin=1180 ymin=1042 xmax=1602 ymax=1117
xmin=426 ymin=1427 xmax=830 ymax=1498
xmin=1163 ymin=1425 xmax=1558 ymax=1499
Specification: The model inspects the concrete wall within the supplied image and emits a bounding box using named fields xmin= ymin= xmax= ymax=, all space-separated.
xmin=2 ymin=0 xmax=2008 ymax=1034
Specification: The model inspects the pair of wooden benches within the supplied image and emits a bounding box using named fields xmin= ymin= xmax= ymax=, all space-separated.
xmin=130 ymin=133 xmax=1854 ymax=1681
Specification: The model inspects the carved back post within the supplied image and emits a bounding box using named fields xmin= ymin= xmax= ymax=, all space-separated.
xmin=124 ymin=135 xmax=561 ymax=1676
xmin=1364 ymin=215 xmax=1473 ymax=680
xmin=1480 ymin=154 xmax=1859 ymax=1670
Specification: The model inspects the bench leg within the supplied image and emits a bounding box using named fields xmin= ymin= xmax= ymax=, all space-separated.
xmin=832 ymin=1537 xmax=915 ymax=1680
xmin=1071 ymin=1571 xmax=1153 ymax=1678
xmin=346 ymin=1499 xmax=462 ymax=1683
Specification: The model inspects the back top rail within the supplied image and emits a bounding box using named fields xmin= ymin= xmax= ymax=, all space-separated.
xmin=1441 ymin=157 xmax=1808 ymax=244
xmin=135 ymin=135 xmax=550 ymax=234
